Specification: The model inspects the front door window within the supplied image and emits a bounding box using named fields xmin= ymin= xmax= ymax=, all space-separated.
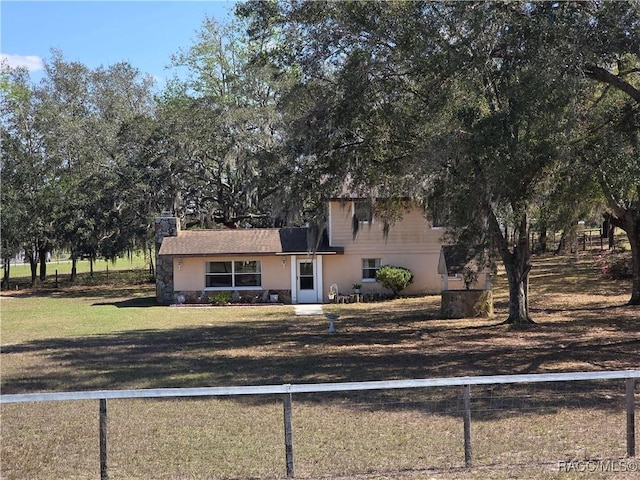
xmin=297 ymin=259 xmax=318 ymax=304
xmin=299 ymin=261 xmax=314 ymax=290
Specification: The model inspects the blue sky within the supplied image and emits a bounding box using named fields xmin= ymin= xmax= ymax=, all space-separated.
xmin=1 ymin=1 xmax=237 ymax=86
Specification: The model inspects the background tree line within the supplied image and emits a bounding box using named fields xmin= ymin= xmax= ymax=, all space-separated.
xmin=2 ymin=1 xmax=638 ymax=320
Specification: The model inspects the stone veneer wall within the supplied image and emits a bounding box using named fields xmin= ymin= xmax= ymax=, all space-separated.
xmin=175 ymin=289 xmax=292 ymax=305
xmin=440 ymin=289 xmax=494 ymax=319
xmin=155 ymin=214 xmax=179 ymax=305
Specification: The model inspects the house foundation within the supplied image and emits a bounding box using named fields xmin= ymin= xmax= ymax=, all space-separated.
xmin=174 ymin=289 xmax=292 ymax=305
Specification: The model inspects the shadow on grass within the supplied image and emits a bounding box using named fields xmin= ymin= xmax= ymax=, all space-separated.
xmin=2 ymin=284 xmax=156 ymax=301
xmin=531 ymin=304 xmax=628 ymax=314
xmin=528 ymin=251 xmax=632 ymax=298
xmin=2 ymin=308 xmax=638 ymax=419
xmin=92 ymin=296 xmax=159 ymax=308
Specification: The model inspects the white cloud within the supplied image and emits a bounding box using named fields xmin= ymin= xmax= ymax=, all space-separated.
xmin=0 ymin=53 xmax=45 ymax=72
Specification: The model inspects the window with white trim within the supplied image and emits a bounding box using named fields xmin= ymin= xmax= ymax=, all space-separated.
xmin=354 ymin=200 xmax=373 ymax=223
xmin=362 ymin=258 xmax=381 ymax=281
xmin=206 ymin=260 xmax=262 ymax=288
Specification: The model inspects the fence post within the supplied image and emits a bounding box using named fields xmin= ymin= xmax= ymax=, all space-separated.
xmin=462 ymin=384 xmax=472 ymax=468
xmin=627 ymin=378 xmax=636 ymax=457
xmin=100 ymin=398 xmax=108 ymax=480
xmin=283 ymin=389 xmax=295 ymax=477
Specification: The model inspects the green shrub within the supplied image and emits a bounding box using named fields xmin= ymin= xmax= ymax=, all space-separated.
xmin=208 ymin=291 xmax=232 ymax=305
xmin=375 ymin=265 xmax=414 ymax=297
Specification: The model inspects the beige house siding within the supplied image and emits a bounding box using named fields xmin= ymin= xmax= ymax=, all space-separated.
xmin=329 ymin=201 xmax=443 ymax=254
xmin=441 ymin=273 xmax=492 ymax=291
xmin=322 ymin=253 xmax=442 ymax=301
xmin=173 ymin=255 xmax=291 ymax=293
xmin=323 ymin=200 xmax=444 ymax=301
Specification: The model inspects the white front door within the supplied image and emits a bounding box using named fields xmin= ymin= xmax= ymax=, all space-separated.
xmin=296 ymin=259 xmax=317 ymax=303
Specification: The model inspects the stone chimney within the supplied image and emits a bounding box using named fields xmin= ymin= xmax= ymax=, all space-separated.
xmin=155 ymin=212 xmax=180 ymax=304
xmin=155 ymin=211 xmax=180 ymax=251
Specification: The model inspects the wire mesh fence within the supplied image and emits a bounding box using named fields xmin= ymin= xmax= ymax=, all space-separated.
xmin=1 ymin=372 xmax=637 ymax=479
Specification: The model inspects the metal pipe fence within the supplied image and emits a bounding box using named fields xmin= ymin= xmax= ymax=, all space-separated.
xmin=1 ymin=370 xmax=638 ymax=479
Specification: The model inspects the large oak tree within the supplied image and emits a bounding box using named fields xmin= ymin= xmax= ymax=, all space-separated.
xmin=239 ymin=0 xmax=639 ymax=322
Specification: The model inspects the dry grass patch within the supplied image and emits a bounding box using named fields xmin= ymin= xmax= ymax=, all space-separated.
xmin=2 ymin=387 xmax=636 ymax=479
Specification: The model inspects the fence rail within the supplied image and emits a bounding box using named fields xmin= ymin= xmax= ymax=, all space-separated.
xmin=2 ymin=369 xmax=638 ymax=479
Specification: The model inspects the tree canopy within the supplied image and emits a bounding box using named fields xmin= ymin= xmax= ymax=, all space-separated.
xmin=237 ymin=0 xmax=640 ymax=315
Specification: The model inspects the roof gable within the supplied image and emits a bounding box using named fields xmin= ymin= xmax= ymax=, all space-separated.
xmin=438 ymin=245 xmax=493 ymax=275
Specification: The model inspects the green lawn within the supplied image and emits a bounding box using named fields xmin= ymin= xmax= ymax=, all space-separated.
xmin=3 ymin=252 xmax=151 ymax=290
xmin=1 ymin=250 xmax=638 ymax=479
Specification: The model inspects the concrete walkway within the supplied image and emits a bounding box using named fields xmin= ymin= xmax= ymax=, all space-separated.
xmin=294 ymin=304 xmax=324 ymax=315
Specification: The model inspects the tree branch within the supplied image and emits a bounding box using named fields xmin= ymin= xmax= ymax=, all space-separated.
xmin=583 ymin=64 xmax=640 ymax=104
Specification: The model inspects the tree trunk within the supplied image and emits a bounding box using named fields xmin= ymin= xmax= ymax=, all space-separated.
xmin=603 ymin=213 xmax=616 ymax=249
xmin=70 ymin=254 xmax=78 ymax=283
xmin=26 ymin=247 xmax=38 ymax=287
xmin=627 ymin=220 xmax=640 ymax=306
xmin=2 ymin=257 xmax=10 ymax=289
xmin=485 ymin=205 xmax=536 ymax=326
xmin=608 ymin=208 xmax=640 ymax=306
xmin=502 ymin=244 xmax=535 ymax=325
xmin=608 ymin=222 xmax=615 ymax=250
xmin=38 ymin=242 xmax=48 ymax=282
xmin=39 ymin=257 xmax=46 ymax=281
xmin=556 ymin=233 xmax=567 ymax=254
xmin=148 ymin=246 xmax=155 ymax=276
xmin=539 ymin=226 xmax=548 ymax=253
xmin=556 ymin=221 xmax=578 ymax=254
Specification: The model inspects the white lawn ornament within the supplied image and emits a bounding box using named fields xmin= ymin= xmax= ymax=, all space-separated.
xmin=326 ymin=313 xmax=339 ymax=334
xmin=328 ymin=284 xmax=338 ymax=302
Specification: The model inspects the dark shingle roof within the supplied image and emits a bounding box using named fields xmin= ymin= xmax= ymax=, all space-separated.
xmin=158 ymin=227 xmax=342 ymax=257
xmin=438 ymin=245 xmax=494 ymax=275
